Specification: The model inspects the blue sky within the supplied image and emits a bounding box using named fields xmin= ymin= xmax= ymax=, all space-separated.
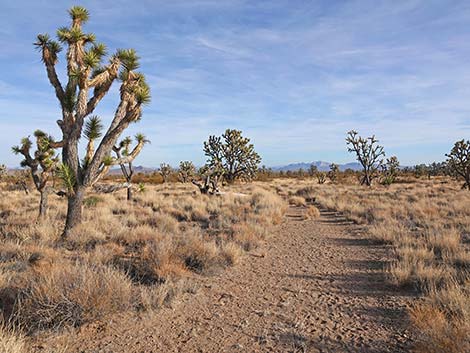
xmin=1 ymin=0 xmax=469 ymax=167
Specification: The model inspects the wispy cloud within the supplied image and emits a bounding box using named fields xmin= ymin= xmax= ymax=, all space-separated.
xmin=1 ymin=0 xmax=469 ymax=167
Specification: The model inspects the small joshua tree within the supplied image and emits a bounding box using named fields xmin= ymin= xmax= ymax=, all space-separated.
xmin=34 ymin=6 xmax=151 ymax=237
xmin=328 ymin=163 xmax=339 ymax=183
xmin=446 ymin=139 xmax=470 ymax=190
xmin=192 ymin=165 xmax=222 ymax=195
xmin=0 ymin=164 xmax=6 ymax=182
xmin=308 ymin=164 xmax=318 ymax=177
xmin=12 ymin=170 xmax=31 ymax=194
xmin=178 ymin=161 xmax=196 ymax=183
xmin=112 ymin=133 xmax=149 ymax=200
xmin=381 ymin=156 xmax=400 ymax=186
xmin=203 ymin=129 xmax=261 ymax=184
xmin=12 ymin=130 xmax=59 ymax=218
xmin=159 ymin=163 xmax=172 ymax=183
xmin=346 ymin=130 xmax=385 ymax=186
xmin=427 ymin=161 xmax=447 ymax=178
xmin=414 ymin=164 xmax=428 ymax=178
xmin=316 ymin=171 xmax=327 ymax=184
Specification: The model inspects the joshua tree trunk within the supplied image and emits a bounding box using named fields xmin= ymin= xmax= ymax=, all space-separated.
xmin=361 ymin=172 xmax=372 ymax=186
xmin=127 ymin=185 xmax=133 ymax=201
xmin=62 ymin=186 xmax=86 ymax=238
xmin=38 ymin=189 xmax=49 ymax=219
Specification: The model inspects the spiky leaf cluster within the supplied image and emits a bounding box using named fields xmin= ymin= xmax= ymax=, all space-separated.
xmin=84 ymin=115 xmax=103 ymax=140
xmin=57 ymin=163 xmax=76 ymax=195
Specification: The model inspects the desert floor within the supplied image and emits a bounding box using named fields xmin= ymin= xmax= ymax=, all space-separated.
xmin=32 ymin=204 xmax=415 ymax=353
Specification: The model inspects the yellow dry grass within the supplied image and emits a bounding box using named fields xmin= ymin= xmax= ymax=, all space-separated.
xmin=273 ymin=176 xmax=470 ymax=352
xmin=0 ymin=182 xmax=285 ymax=348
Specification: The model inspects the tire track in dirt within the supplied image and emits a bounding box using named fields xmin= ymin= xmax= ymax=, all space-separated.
xmin=35 ymin=206 xmax=416 ymax=352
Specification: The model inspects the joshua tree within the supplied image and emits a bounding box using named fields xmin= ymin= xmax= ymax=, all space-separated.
xmin=316 ymin=171 xmax=327 ymax=184
xmin=178 ymin=161 xmax=196 ymax=183
xmin=308 ymin=164 xmax=318 ymax=177
xmin=381 ymin=156 xmax=400 ymax=186
xmin=112 ymin=133 xmax=149 ymax=200
xmin=414 ymin=164 xmax=428 ymax=178
xmin=12 ymin=130 xmax=59 ymax=218
xmin=0 ymin=164 xmax=6 ymax=184
xmin=192 ymin=165 xmax=222 ymax=195
xmin=427 ymin=161 xmax=447 ymax=178
xmin=11 ymin=170 xmax=31 ymax=194
xmin=34 ymin=6 xmax=151 ymax=237
xmin=203 ymin=129 xmax=261 ymax=184
xmin=328 ymin=163 xmax=339 ymax=182
xmin=446 ymin=139 xmax=470 ymax=190
xmin=346 ymin=130 xmax=385 ymax=186
xmin=159 ymin=163 xmax=172 ymax=183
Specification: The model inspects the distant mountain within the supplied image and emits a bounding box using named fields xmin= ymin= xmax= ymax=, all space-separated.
xmin=271 ymin=161 xmax=362 ymax=172
xmin=108 ymin=165 xmax=157 ymax=175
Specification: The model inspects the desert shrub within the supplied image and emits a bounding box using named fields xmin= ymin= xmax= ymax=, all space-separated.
xmin=220 ymin=242 xmax=243 ymax=266
xmin=83 ymin=196 xmax=102 ymax=208
xmin=295 ymin=186 xmax=316 ymax=203
xmin=174 ymin=234 xmax=223 ymax=274
xmin=305 ymin=205 xmax=320 ymax=219
xmin=249 ymin=188 xmax=285 ymax=223
xmin=288 ymin=196 xmax=306 ymax=207
xmin=6 ymin=262 xmax=134 ymax=332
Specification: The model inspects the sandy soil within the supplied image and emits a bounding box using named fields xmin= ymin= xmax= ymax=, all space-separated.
xmin=33 ymin=206 xmax=416 ymax=352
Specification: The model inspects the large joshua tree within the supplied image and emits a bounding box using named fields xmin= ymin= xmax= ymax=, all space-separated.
xmin=346 ymin=130 xmax=385 ymax=186
xmin=203 ymin=129 xmax=261 ymax=184
xmin=112 ymin=134 xmax=149 ymax=200
xmin=12 ymin=131 xmax=59 ymax=218
xmin=34 ymin=7 xmax=150 ymax=236
xmin=446 ymin=139 xmax=470 ymax=190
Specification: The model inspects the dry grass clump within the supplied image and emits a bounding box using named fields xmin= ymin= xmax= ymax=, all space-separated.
xmin=270 ymin=177 xmax=470 ymax=352
xmin=305 ymin=205 xmax=320 ymax=219
xmin=6 ymin=262 xmax=134 ymax=332
xmin=411 ymin=281 xmax=470 ymax=353
xmin=288 ymin=196 xmax=306 ymax=207
xmin=0 ymin=325 xmax=26 ymax=353
xmin=0 ymin=183 xmax=285 ymax=338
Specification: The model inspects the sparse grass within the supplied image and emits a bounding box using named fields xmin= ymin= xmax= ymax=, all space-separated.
xmin=0 ymin=182 xmax=285 ymax=342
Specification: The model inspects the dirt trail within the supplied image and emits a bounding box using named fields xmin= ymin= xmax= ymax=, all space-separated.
xmin=36 ymin=206 xmax=415 ymax=352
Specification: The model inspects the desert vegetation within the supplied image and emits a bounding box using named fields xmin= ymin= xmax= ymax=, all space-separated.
xmin=32 ymin=6 xmax=151 ymax=238
xmin=0 ymin=181 xmax=284 ymax=349
xmin=278 ymin=175 xmax=469 ymax=353
xmin=2 ymin=4 xmax=470 ymax=353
